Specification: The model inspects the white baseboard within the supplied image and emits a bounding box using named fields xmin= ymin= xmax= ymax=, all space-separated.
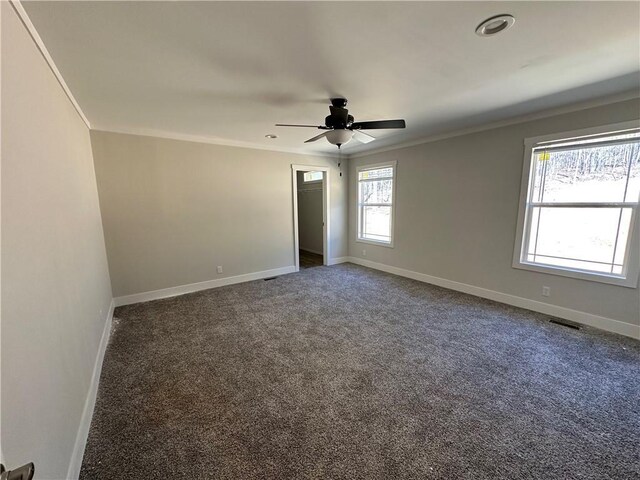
xmin=67 ymin=299 xmax=115 ymax=479
xmin=114 ymin=266 xmax=296 ymax=307
xmin=347 ymin=257 xmax=640 ymax=339
xmin=299 ymin=247 xmax=323 ymax=256
xmin=327 ymin=256 xmax=350 ymax=266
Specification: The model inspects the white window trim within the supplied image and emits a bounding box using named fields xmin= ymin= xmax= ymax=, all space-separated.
xmin=356 ymin=161 xmax=397 ymax=248
xmin=512 ymin=120 xmax=640 ymax=288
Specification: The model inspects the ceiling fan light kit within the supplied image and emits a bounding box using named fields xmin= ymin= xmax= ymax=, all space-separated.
xmin=276 ymin=98 xmax=406 ymax=149
xmin=326 ymin=129 xmax=354 ymax=146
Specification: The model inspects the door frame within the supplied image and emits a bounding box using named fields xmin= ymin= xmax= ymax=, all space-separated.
xmin=291 ymin=165 xmax=330 ymax=272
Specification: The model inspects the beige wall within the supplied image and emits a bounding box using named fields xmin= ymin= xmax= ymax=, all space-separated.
xmin=91 ymin=131 xmax=347 ymax=298
xmin=1 ymin=3 xmax=113 ymax=478
xmin=348 ymin=98 xmax=640 ymax=329
xmin=297 ymin=171 xmax=324 ymax=255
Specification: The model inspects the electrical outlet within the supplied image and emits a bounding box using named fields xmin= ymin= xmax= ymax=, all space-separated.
xmin=217 ymin=266 xmax=223 ymax=274
xmin=362 ymin=249 xmax=366 ymax=257
xmin=542 ymin=286 xmax=551 ymax=297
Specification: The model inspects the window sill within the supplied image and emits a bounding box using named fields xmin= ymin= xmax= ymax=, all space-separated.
xmin=512 ymin=260 xmax=638 ymax=288
xmin=356 ymin=238 xmax=394 ymax=248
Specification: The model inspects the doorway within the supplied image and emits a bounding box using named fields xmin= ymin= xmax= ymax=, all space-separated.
xmin=291 ymin=165 xmax=330 ymax=271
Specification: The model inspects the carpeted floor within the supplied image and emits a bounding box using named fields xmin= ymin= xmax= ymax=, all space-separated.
xmin=80 ymin=264 xmax=640 ymax=480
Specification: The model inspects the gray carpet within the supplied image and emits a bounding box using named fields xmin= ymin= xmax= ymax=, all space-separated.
xmin=80 ymin=264 xmax=640 ymax=480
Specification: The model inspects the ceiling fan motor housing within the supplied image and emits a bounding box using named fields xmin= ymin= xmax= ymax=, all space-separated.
xmin=325 ymin=114 xmax=354 ymax=129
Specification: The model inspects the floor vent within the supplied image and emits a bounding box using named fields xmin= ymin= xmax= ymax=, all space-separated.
xmin=264 ymin=277 xmax=278 ymax=281
xmin=549 ymin=318 xmax=581 ymax=330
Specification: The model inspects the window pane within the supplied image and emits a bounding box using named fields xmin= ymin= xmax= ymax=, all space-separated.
xmin=360 ymin=179 xmax=392 ymax=204
xmin=531 ymin=140 xmax=640 ymax=203
xmin=531 ymin=155 xmax=546 ymax=202
xmin=526 ymin=207 xmax=632 ymax=273
xmin=613 ymin=208 xmax=633 ymax=266
xmin=304 ymin=171 xmax=322 ymax=182
xmin=359 ymin=167 xmax=393 ymax=181
xmin=626 ymin=156 xmax=640 ymax=202
xmin=362 ymin=206 xmax=391 ymax=242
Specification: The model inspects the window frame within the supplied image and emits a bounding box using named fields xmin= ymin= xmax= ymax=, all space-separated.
xmin=356 ymin=161 xmax=397 ymax=248
xmin=512 ymin=120 xmax=640 ymax=288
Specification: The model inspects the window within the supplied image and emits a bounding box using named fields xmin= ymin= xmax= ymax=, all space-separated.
xmin=357 ymin=162 xmax=396 ymax=246
xmin=303 ymin=171 xmax=323 ymax=183
xmin=513 ymin=122 xmax=640 ymax=287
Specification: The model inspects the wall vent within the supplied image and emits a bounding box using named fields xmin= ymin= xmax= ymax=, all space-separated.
xmin=549 ymin=318 xmax=581 ymax=330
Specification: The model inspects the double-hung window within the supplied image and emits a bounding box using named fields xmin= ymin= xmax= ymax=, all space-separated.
xmin=513 ymin=122 xmax=640 ymax=287
xmin=357 ymin=162 xmax=396 ymax=246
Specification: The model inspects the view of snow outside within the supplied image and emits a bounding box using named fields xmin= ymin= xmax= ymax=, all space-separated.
xmin=526 ymin=137 xmax=639 ymax=275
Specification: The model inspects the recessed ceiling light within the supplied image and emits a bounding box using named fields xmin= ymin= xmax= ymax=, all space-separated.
xmin=265 ymin=134 xmax=278 ymax=139
xmin=475 ymin=14 xmax=515 ymax=37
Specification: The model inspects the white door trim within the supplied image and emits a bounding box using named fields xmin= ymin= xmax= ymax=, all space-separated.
xmin=292 ymin=165 xmax=330 ymax=271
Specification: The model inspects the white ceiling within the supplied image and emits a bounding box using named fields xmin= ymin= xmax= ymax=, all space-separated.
xmin=23 ymin=1 xmax=640 ymax=155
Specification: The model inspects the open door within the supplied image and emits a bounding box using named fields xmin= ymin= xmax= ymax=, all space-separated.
xmin=291 ymin=165 xmax=330 ymax=272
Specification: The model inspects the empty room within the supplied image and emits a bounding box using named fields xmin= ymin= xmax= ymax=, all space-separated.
xmin=1 ymin=1 xmax=639 ymax=479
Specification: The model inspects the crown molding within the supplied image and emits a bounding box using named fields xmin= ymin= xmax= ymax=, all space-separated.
xmin=9 ymin=0 xmax=91 ymax=129
xmin=346 ymin=89 xmax=640 ymax=160
xmin=91 ymin=126 xmax=341 ymax=159
xmin=9 ymin=0 xmax=637 ymax=162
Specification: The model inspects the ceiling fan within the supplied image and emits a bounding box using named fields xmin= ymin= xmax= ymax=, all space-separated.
xmin=276 ymin=98 xmax=406 ymax=148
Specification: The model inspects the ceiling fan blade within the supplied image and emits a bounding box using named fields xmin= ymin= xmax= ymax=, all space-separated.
xmin=275 ymin=124 xmax=325 ymax=128
xmin=351 ymin=119 xmax=406 ymax=130
xmin=352 ymin=130 xmax=375 ymax=144
xmin=304 ymin=132 xmax=329 ymax=143
xmin=329 ymin=106 xmax=349 ymax=125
